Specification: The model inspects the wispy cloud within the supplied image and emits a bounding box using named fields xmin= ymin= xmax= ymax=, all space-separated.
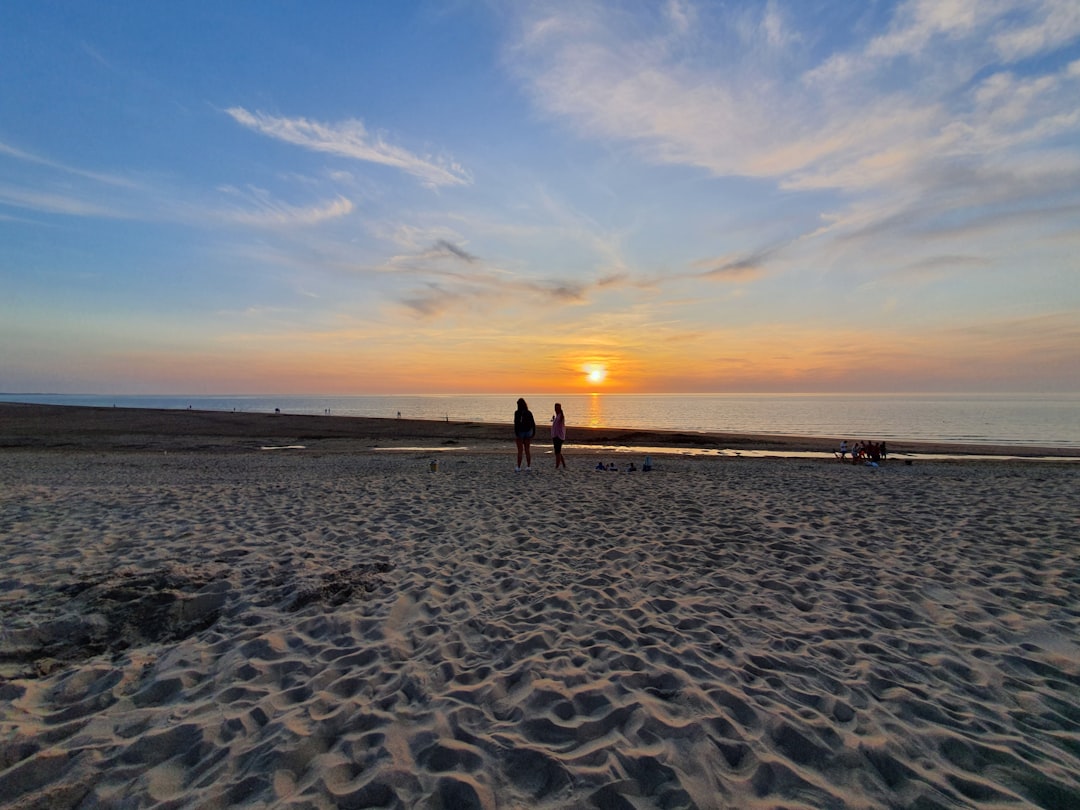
xmin=886 ymin=254 xmax=992 ymax=282
xmin=991 ymin=0 xmax=1080 ymax=61
xmin=212 ymin=186 xmax=354 ymax=227
xmin=378 ymin=237 xmax=593 ymax=318
xmin=508 ymin=10 xmax=765 ymax=178
xmin=864 ymin=0 xmax=983 ymax=60
xmin=0 ymin=141 xmax=139 ymax=188
xmin=692 ymin=249 xmax=774 ymax=282
xmin=665 ymin=0 xmax=695 ymax=36
xmin=759 ymin=0 xmax=797 ymax=50
xmin=397 ymin=277 xmax=590 ymax=319
xmin=507 ymin=2 xmax=1080 ymax=205
xmin=430 ymin=239 xmax=478 ymax=264
xmin=225 ymin=107 xmax=471 ymax=188
xmin=499 ymin=0 xmax=1080 ymax=311
xmin=0 ymin=184 xmax=126 ymax=218
xmin=0 ymin=139 xmax=357 ymax=230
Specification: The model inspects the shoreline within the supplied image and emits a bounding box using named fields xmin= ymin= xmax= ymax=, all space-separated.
xmin=2 ymin=402 xmax=1078 ymax=460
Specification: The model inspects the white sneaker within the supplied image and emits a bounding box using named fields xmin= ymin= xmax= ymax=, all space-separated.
xmin=526 ymin=466 xmax=532 ymax=473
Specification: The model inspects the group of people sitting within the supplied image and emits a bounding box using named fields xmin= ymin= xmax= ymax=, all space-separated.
xmin=594 ymin=459 xmax=652 ymax=472
xmin=836 ymin=440 xmax=888 ymax=464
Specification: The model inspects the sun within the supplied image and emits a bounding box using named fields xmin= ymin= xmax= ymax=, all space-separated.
xmin=585 ymin=364 xmax=607 ymax=385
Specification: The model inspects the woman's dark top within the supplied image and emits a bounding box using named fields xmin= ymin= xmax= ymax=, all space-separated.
xmin=514 ymin=408 xmax=536 ymax=437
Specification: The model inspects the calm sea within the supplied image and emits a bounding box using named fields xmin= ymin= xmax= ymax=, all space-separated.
xmin=3 ymin=393 xmax=1079 ymax=449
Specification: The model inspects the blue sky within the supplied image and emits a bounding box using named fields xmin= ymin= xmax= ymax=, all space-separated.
xmin=2 ymin=0 xmax=1078 ymax=394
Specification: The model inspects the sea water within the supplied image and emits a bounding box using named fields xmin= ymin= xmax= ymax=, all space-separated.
xmin=3 ymin=392 xmax=1079 ymax=449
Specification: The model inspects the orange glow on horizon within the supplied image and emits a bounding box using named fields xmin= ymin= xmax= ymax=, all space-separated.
xmin=84 ymin=313 xmax=1080 ymax=396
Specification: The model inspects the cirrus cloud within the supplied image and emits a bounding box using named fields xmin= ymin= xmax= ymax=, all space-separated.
xmin=225 ymin=107 xmax=471 ymax=189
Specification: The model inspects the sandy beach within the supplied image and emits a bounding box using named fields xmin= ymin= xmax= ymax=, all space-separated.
xmin=1 ymin=405 xmax=1079 ymax=808
xmin=3 ymin=402 xmax=1079 ymax=459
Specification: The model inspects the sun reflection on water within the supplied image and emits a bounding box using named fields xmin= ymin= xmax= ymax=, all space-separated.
xmin=584 ymin=393 xmax=605 ymax=429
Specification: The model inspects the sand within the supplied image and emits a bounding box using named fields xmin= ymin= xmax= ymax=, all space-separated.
xmin=3 ymin=402 xmax=1078 ymax=458
xmin=1 ymin=405 xmax=1079 ymax=808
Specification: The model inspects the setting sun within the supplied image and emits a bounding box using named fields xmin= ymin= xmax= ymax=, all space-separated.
xmin=585 ymin=364 xmax=607 ymax=385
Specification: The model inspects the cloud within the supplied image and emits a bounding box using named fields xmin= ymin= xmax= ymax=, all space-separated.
xmin=432 ymin=239 xmax=478 ymax=264
xmin=888 ymin=254 xmax=992 ymax=282
xmin=865 ymin=0 xmax=983 ymax=60
xmin=694 ymin=249 xmax=774 ymax=282
xmin=380 ymin=236 xmax=594 ymax=319
xmin=0 ymin=141 xmax=139 ymax=188
xmin=400 ymin=283 xmax=463 ymax=318
xmin=395 ymin=272 xmax=587 ymax=318
xmin=507 ymin=1 xmax=1080 ymax=202
xmin=991 ymin=0 xmax=1080 ymax=61
xmin=381 ymin=239 xmax=486 ymax=274
xmin=0 ymin=141 xmax=356 ymax=229
xmin=541 ymin=280 xmax=588 ymax=302
xmin=665 ymin=0 xmax=695 ymax=36
xmin=810 ymin=156 xmax=1080 ymax=250
xmin=597 ymin=272 xmax=634 ymax=288
xmin=212 ymin=187 xmax=354 ymax=227
xmin=760 ymin=0 xmax=796 ymax=49
xmin=225 ymin=107 xmax=471 ymax=188
xmin=810 ymin=0 xmax=1076 ymax=78
xmin=370 ymin=223 xmax=465 ymax=252
xmin=509 ymin=10 xmax=767 ymax=179
xmin=0 ymin=184 xmax=126 ymax=218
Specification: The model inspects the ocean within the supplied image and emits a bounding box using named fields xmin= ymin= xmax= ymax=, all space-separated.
xmin=3 ymin=393 xmax=1079 ymax=449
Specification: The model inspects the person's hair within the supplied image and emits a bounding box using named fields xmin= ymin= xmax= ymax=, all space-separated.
xmin=517 ymin=398 xmax=527 ymax=410
xmin=555 ymin=402 xmax=561 ymax=409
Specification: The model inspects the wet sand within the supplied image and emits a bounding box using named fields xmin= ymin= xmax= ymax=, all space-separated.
xmin=2 ymin=402 xmax=1077 ymax=458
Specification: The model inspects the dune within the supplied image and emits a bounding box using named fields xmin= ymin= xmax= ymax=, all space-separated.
xmin=1 ymin=405 xmax=1078 ymax=807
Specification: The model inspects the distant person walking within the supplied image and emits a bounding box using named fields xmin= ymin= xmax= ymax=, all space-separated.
xmin=514 ymin=398 xmax=536 ymax=472
xmin=551 ymin=402 xmax=567 ymax=469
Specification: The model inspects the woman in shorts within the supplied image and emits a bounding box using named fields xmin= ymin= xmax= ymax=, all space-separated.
xmin=551 ymin=402 xmax=567 ymax=469
xmin=514 ymin=398 xmax=536 ymax=471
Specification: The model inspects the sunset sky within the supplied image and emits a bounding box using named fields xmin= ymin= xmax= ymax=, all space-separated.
xmin=2 ymin=1 xmax=1079 ymax=394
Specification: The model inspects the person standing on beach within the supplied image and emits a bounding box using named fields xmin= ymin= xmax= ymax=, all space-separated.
xmin=514 ymin=398 xmax=536 ymax=472
xmin=551 ymin=402 xmax=567 ymax=469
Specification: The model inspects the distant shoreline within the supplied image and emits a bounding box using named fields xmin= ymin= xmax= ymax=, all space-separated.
xmin=4 ymin=392 xmax=1079 ymax=450
xmin=2 ymin=402 xmax=1077 ymax=460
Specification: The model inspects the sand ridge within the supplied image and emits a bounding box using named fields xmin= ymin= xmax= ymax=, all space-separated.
xmin=1 ymin=442 xmax=1079 ymax=807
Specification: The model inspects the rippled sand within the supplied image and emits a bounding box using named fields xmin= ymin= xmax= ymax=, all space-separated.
xmin=2 ymin=444 xmax=1078 ymax=808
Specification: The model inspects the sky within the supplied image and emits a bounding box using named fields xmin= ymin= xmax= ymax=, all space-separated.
xmin=2 ymin=0 xmax=1079 ymax=395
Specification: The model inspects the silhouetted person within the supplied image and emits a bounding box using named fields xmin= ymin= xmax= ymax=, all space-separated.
xmin=551 ymin=403 xmax=567 ymax=469
xmin=514 ymin=398 xmax=536 ymax=472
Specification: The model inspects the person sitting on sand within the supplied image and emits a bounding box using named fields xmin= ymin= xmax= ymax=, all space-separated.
xmin=627 ymin=462 xmax=637 ymax=472
xmin=851 ymin=441 xmax=864 ymax=465
xmin=595 ymin=461 xmax=606 ymax=471
xmin=513 ymin=398 xmax=536 ymax=472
